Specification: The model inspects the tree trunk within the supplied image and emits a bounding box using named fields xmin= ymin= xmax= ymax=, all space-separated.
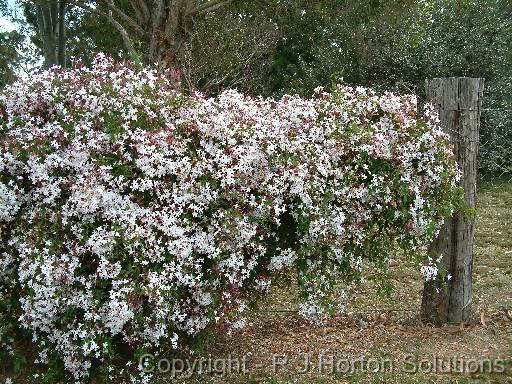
xmin=145 ymin=6 xmax=187 ymax=87
xmin=421 ymin=77 xmax=484 ymax=325
xmin=36 ymin=0 xmax=67 ymax=68
xmin=57 ymin=0 xmax=67 ymax=67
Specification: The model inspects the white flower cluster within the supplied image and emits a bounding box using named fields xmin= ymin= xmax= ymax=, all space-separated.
xmin=420 ymin=254 xmax=445 ymax=282
xmin=0 ymin=55 xmax=459 ymax=380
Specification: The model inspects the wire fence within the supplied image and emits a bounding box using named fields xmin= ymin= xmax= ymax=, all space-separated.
xmin=478 ymin=107 xmax=512 ymax=184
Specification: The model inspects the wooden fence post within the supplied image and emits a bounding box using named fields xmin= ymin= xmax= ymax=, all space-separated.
xmin=421 ymin=77 xmax=484 ymax=324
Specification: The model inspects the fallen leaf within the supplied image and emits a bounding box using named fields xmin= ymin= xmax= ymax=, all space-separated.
xmin=480 ymin=310 xmax=487 ymax=327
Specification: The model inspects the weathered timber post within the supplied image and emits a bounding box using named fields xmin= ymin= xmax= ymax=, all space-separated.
xmin=421 ymin=77 xmax=484 ymax=324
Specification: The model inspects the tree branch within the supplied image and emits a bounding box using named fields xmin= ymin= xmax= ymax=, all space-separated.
xmin=68 ymin=0 xmax=147 ymax=38
xmin=186 ymin=0 xmax=231 ymax=16
xmin=128 ymin=0 xmax=150 ymax=24
xmin=127 ymin=0 xmax=144 ymax=24
xmin=136 ymin=0 xmax=150 ymax=22
xmin=148 ymin=0 xmax=165 ymax=61
xmin=102 ymin=0 xmax=146 ymax=37
xmin=107 ymin=9 xmax=138 ymax=59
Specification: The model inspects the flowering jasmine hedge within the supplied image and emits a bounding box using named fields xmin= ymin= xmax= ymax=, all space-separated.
xmin=0 ymin=55 xmax=460 ymax=381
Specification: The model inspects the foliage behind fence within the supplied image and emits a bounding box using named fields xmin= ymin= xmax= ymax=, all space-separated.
xmin=480 ymin=108 xmax=512 ymax=182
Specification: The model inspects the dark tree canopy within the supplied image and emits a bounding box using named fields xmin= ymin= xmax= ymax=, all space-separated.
xmin=0 ymin=30 xmax=25 ymax=87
